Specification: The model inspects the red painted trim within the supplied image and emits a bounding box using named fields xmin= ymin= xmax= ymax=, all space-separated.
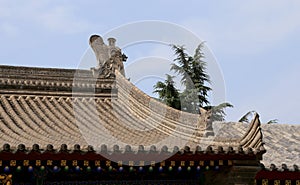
xmin=255 ymin=170 xmax=300 ymax=180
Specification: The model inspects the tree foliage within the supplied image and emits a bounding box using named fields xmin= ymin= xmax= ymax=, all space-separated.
xmin=239 ymin=111 xmax=278 ymax=124
xmin=204 ymin=103 xmax=234 ymax=122
xmin=239 ymin=111 xmax=256 ymax=123
xmin=267 ymin=119 xmax=278 ymax=124
xmin=153 ymin=74 xmax=181 ymax=110
xmin=153 ymin=43 xmax=232 ymax=121
xmin=171 ymin=44 xmax=211 ymax=110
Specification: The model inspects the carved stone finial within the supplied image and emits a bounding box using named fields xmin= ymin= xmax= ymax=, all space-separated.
xmin=108 ymin=37 xmax=116 ymax=46
xmin=89 ymin=35 xmax=108 ymax=68
xmin=89 ymin=35 xmax=127 ymax=78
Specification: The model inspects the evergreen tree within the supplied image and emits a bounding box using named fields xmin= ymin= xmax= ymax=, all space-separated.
xmin=153 ymin=43 xmax=233 ymax=121
xmin=153 ymin=74 xmax=181 ymax=110
xmin=171 ymin=43 xmax=211 ymax=113
xmin=204 ymin=103 xmax=234 ymax=122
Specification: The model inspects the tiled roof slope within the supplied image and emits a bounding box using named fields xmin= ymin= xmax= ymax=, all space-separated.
xmin=261 ymin=124 xmax=300 ymax=168
xmin=0 ymin=65 xmax=264 ymax=154
xmin=214 ymin=122 xmax=300 ymax=168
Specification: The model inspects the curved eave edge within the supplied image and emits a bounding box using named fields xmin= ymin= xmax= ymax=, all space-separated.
xmin=239 ymin=113 xmax=266 ymax=154
xmin=114 ymin=70 xmax=208 ymax=129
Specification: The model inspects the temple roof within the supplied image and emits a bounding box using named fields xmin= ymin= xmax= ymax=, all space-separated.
xmin=0 ymin=65 xmax=264 ymax=156
xmin=215 ymin=122 xmax=300 ymax=168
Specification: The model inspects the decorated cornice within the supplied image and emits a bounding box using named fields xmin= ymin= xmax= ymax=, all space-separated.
xmin=0 ymin=65 xmax=116 ymax=97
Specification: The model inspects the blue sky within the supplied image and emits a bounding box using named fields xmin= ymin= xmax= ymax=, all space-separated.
xmin=0 ymin=0 xmax=300 ymax=124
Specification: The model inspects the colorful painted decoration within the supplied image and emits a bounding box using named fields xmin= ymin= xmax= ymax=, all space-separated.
xmin=138 ymin=166 xmax=143 ymax=172
xmin=159 ymin=166 xmax=163 ymax=172
xmin=16 ymin=166 xmax=22 ymax=172
xmin=187 ymin=166 xmax=191 ymax=172
xmin=28 ymin=166 xmax=33 ymax=172
xmin=86 ymin=166 xmax=91 ymax=172
xmin=178 ymin=166 xmax=182 ymax=172
xmin=4 ymin=166 xmax=9 ymax=173
xmin=40 ymin=166 xmax=45 ymax=171
xmin=53 ymin=166 xmax=59 ymax=173
xmin=75 ymin=166 xmax=80 ymax=172
xmin=64 ymin=166 xmax=69 ymax=172
xmin=148 ymin=166 xmax=153 ymax=172
xmin=129 ymin=166 xmax=134 ymax=172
